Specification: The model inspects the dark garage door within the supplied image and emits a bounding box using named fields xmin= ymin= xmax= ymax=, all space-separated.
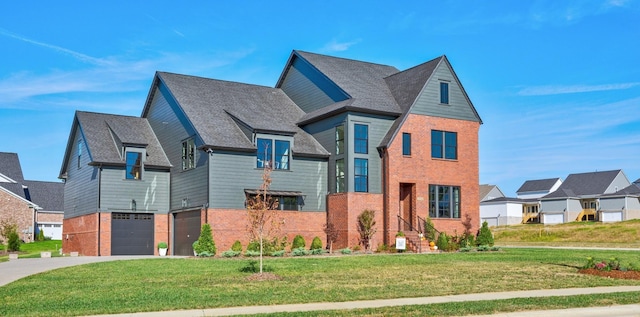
xmin=174 ymin=210 xmax=201 ymax=256
xmin=111 ymin=213 xmax=154 ymax=255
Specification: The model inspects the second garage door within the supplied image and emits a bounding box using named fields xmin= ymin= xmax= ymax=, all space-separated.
xmin=111 ymin=213 xmax=154 ymax=255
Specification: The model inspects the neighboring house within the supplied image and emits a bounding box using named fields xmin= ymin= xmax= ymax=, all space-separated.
xmin=516 ymin=178 xmax=562 ymax=223
xmin=0 ymin=152 xmax=63 ymax=242
xmin=60 ymin=50 xmax=482 ymax=255
xmin=599 ymin=179 xmax=640 ymax=222
xmin=479 ymin=184 xmax=523 ymax=226
xmin=540 ymin=170 xmax=630 ymax=224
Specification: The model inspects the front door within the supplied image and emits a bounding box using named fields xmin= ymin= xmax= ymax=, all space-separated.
xmin=400 ymin=183 xmax=414 ymax=231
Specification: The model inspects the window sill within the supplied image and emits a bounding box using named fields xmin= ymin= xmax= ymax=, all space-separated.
xmin=431 ymin=157 xmax=459 ymax=162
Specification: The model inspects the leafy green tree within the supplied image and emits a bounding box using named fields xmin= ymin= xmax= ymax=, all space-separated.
xmin=323 ymin=221 xmax=338 ymax=254
xmin=37 ymin=228 xmax=45 ymax=242
xmin=231 ymin=240 xmax=243 ymax=252
xmin=8 ymin=230 xmax=20 ymax=252
xmin=424 ymin=217 xmax=436 ymax=242
xmin=476 ymin=221 xmax=494 ymax=246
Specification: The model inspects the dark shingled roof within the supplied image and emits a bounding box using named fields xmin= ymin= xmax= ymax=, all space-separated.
xmin=479 ymin=184 xmax=505 ymax=201
xmin=75 ymin=111 xmax=171 ymax=168
xmin=291 ymin=51 xmax=402 ymax=124
xmin=23 ymin=180 xmax=64 ymax=211
xmin=516 ymin=178 xmax=562 ymax=193
xmin=0 ymin=152 xmax=27 ymax=198
xmin=154 ymin=72 xmax=329 ymax=157
xmin=542 ymin=170 xmax=624 ymax=199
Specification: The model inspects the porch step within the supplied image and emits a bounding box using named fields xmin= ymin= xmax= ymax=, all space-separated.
xmin=402 ymin=230 xmax=435 ymax=253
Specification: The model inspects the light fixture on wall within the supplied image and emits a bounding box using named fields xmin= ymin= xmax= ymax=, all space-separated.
xmin=131 ymin=199 xmax=137 ymax=211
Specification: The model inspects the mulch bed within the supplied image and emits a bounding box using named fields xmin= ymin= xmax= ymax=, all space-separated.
xmin=578 ymin=268 xmax=640 ymax=280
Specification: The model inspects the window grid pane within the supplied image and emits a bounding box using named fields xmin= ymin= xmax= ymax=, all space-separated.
xmin=429 ymin=185 xmax=461 ymax=219
xmin=335 ymin=125 xmax=344 ymax=155
xmin=336 ymin=159 xmax=345 ymax=193
xmin=354 ymin=124 xmax=368 ymax=154
xmin=431 ymin=130 xmax=443 ymax=159
xmin=402 ymin=133 xmax=411 ymax=156
xmin=440 ymin=82 xmax=449 ymax=104
xmin=126 ymin=152 xmax=142 ymax=180
xmin=275 ymin=140 xmax=290 ymax=170
xmin=354 ymin=158 xmax=368 ymax=192
xmin=256 ymin=138 xmax=272 ymax=168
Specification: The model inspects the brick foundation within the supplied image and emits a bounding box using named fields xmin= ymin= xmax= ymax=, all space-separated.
xmin=206 ymin=208 xmax=326 ymax=252
xmin=62 ymin=213 xmax=99 ymax=256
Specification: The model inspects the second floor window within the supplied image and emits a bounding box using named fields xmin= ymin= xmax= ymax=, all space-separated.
xmin=335 ymin=125 xmax=344 ymax=155
xmin=402 ymin=133 xmax=411 ymax=156
xmin=182 ymin=138 xmax=196 ymax=170
xmin=431 ymin=130 xmax=457 ymax=160
xmin=354 ymin=124 xmax=368 ymax=154
xmin=256 ymin=138 xmax=290 ymax=170
xmin=126 ymin=151 xmax=142 ymax=180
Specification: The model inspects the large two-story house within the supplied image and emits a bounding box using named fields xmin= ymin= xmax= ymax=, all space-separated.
xmin=59 ymin=50 xmax=482 ymax=255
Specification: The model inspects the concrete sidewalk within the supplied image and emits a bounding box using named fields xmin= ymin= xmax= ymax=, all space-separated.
xmin=90 ymin=286 xmax=640 ymax=317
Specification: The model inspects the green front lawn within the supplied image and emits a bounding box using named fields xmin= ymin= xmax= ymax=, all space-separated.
xmin=1 ymin=248 xmax=639 ymax=316
xmin=0 ymin=240 xmax=63 ymax=262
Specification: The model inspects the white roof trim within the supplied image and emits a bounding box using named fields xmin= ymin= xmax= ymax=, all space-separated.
xmin=0 ymin=185 xmax=41 ymax=210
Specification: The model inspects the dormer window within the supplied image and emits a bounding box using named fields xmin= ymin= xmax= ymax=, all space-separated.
xmin=126 ymin=151 xmax=142 ymax=180
xmin=256 ymin=137 xmax=290 ymax=170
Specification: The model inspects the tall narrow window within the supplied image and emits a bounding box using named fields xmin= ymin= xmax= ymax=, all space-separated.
xmin=336 ymin=159 xmax=345 ymax=192
xmin=77 ymin=140 xmax=82 ymax=169
xmin=182 ymin=138 xmax=196 ymax=170
xmin=354 ymin=124 xmax=368 ymax=154
xmin=275 ymin=140 xmax=290 ymax=170
xmin=402 ymin=133 xmax=411 ymax=156
xmin=354 ymin=158 xmax=368 ymax=192
xmin=256 ymin=138 xmax=272 ymax=168
xmin=335 ymin=125 xmax=344 ymax=155
xmin=440 ymin=82 xmax=449 ymax=104
xmin=126 ymin=151 xmax=142 ymax=180
xmin=431 ymin=130 xmax=457 ymax=160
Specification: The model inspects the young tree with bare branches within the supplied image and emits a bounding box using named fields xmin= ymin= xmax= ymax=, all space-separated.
xmin=246 ymin=163 xmax=281 ymax=274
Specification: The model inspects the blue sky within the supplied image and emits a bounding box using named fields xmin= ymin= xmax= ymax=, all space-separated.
xmin=1 ymin=1 xmax=639 ymax=196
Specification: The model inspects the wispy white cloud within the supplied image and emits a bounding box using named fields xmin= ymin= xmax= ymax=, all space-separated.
xmin=321 ymin=39 xmax=361 ymax=52
xmin=517 ymin=82 xmax=640 ymax=96
xmin=0 ymin=28 xmax=113 ymax=66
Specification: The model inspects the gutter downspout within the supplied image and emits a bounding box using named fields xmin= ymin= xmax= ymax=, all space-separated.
xmin=380 ymin=147 xmax=389 ymax=246
xmin=97 ymin=165 xmax=102 ymax=256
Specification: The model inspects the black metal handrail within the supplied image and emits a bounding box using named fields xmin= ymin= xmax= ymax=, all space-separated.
xmin=418 ymin=215 xmax=440 ymax=240
xmin=397 ymin=215 xmax=423 ymax=253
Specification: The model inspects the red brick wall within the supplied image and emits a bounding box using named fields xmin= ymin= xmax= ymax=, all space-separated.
xmin=206 ymin=208 xmax=326 ymax=252
xmin=327 ymin=193 xmax=384 ymax=250
xmin=384 ymin=114 xmax=480 ymax=243
xmin=154 ymin=214 xmax=170 ymax=255
xmin=37 ymin=212 xmax=64 ymax=223
xmin=0 ymin=190 xmax=35 ymax=243
xmin=62 ymin=213 xmax=99 ymax=256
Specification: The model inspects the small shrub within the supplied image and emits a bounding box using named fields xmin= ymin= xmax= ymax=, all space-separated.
xmin=157 ymin=241 xmax=168 ymax=249
xmin=352 ymin=245 xmax=361 ymax=252
xmin=376 ymin=244 xmax=390 ymax=253
xmin=608 ymin=257 xmax=620 ymax=271
xmin=292 ymin=235 xmax=306 ymax=250
xmin=436 ymin=232 xmax=449 ymax=252
xmin=244 ymin=250 xmax=261 ymax=257
xmin=271 ymin=250 xmax=285 ymax=257
xmin=37 ymin=229 xmax=45 ymax=242
xmin=357 ymin=209 xmax=377 ymax=251
xmin=340 ymin=248 xmax=352 ymax=254
xmin=459 ymin=246 xmax=474 ymax=252
xmin=477 ymin=245 xmax=490 ymax=252
xmin=8 ymin=231 xmax=20 ymax=252
xmin=292 ymin=247 xmax=310 ymax=256
xmin=192 ymin=241 xmax=199 ymax=255
xmin=239 ymin=260 xmax=272 ymax=273
xmin=310 ymin=248 xmax=324 ymax=255
xmin=231 ymin=240 xmax=243 ymax=252
xmin=476 ymin=221 xmax=494 ymax=247
xmin=424 ymin=217 xmax=436 ymax=242
xmin=395 ymin=231 xmax=405 ymax=237
xmin=247 ymin=240 xmax=260 ymax=252
xmin=198 ymin=251 xmax=213 ymax=257
xmin=194 ymin=223 xmax=217 ymax=256
xmin=490 ymin=246 xmax=500 ymax=252
xmin=310 ymin=236 xmax=322 ymax=250
xmin=222 ymin=250 xmax=241 ymax=258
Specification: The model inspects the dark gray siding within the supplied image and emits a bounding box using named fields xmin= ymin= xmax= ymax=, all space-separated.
xmin=145 ymin=85 xmax=208 ymax=211
xmin=411 ymin=62 xmax=480 ymax=122
xmin=302 ymin=113 xmax=347 ymax=194
xmin=280 ymin=57 xmax=348 ymax=114
xmin=63 ymin=127 xmax=99 ymax=218
xmin=347 ymin=113 xmax=394 ymax=194
xmin=209 ymin=151 xmax=327 ymax=211
xmin=99 ymin=168 xmax=170 ymax=213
